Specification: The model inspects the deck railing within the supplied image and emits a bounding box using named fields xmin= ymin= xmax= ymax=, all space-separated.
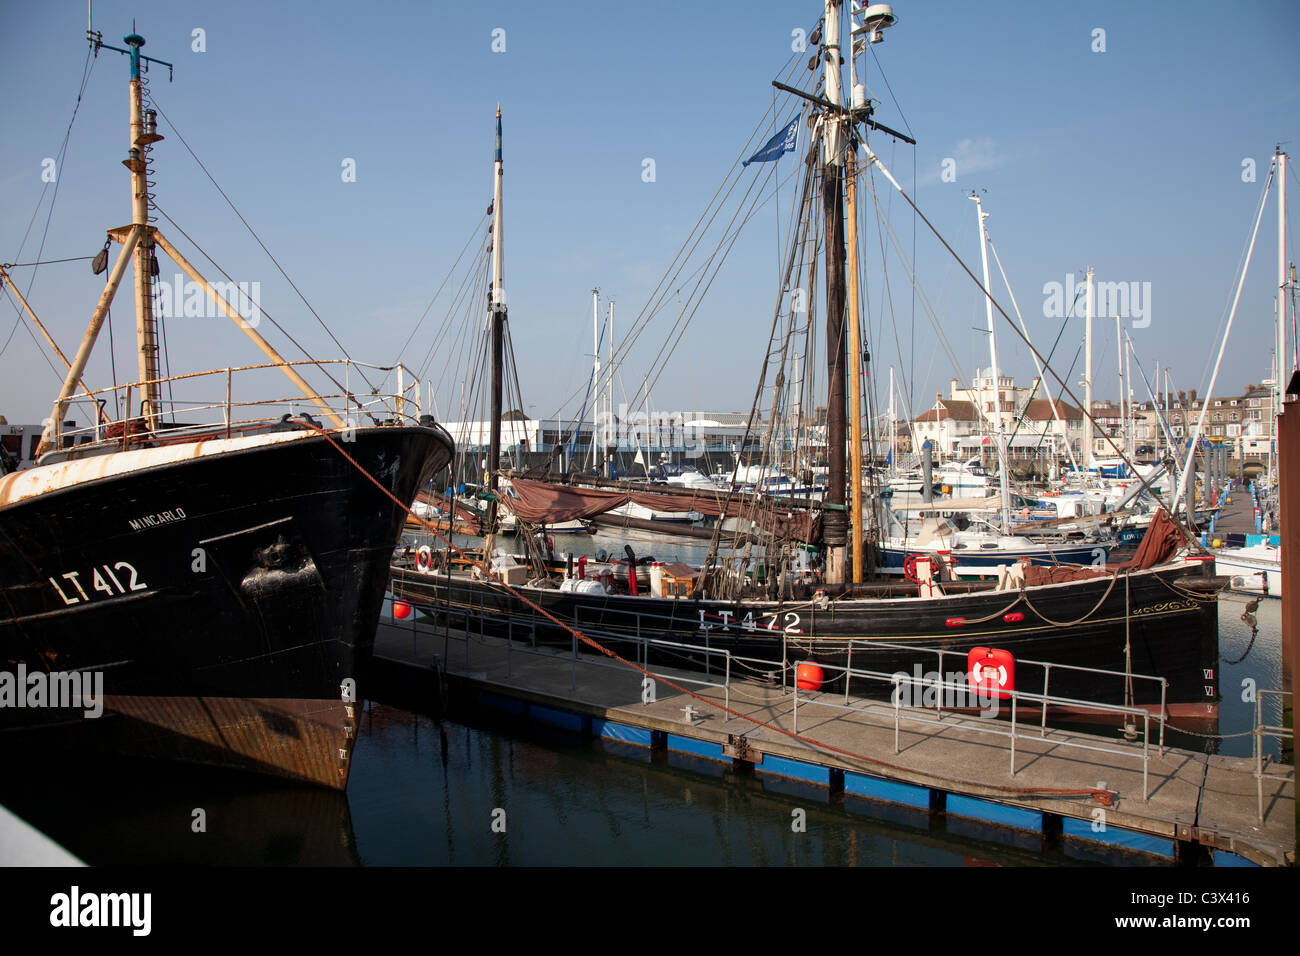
xmin=49 ymin=359 xmax=425 ymax=452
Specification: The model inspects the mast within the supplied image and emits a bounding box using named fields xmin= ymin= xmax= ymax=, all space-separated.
xmin=846 ymin=145 xmax=865 ymax=581
xmin=888 ymin=365 xmax=896 ymax=477
xmin=485 ymin=106 xmax=507 ymax=550
xmin=821 ymin=0 xmax=849 ymax=584
xmin=590 ymin=288 xmax=600 ymax=471
xmin=1154 ymin=359 xmax=1161 ymax=463
xmin=123 ymin=33 xmax=164 ymax=430
xmin=844 ymin=3 xmax=872 ymax=582
xmin=1125 ymin=332 xmax=1134 ymax=461
xmin=607 ymin=299 xmax=615 ymax=476
xmin=972 ymin=193 xmax=1012 ymax=528
xmin=1277 ymin=147 xmax=1288 ymax=483
xmin=1083 ymin=267 xmax=1094 ymax=473
xmin=1115 ymin=312 xmax=1125 ymax=464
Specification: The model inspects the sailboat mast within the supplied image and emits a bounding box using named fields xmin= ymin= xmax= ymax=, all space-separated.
xmin=590 ymin=288 xmax=600 ymax=471
xmin=972 ymin=193 xmax=1012 ymax=527
xmin=1277 ymin=148 xmax=1288 ymax=453
xmin=1115 ymin=312 xmax=1125 ymax=463
xmin=844 ymin=5 xmax=870 ymax=582
xmin=1083 ymin=267 xmax=1095 ymax=472
xmin=608 ymin=299 xmax=615 ymax=475
xmin=486 ymin=106 xmax=506 ymax=537
xmin=889 ymin=365 xmax=896 ymax=477
xmin=845 ymin=146 xmax=865 ymax=581
xmin=125 ymin=33 xmax=163 ymax=429
xmin=821 ymin=0 xmax=849 ymax=585
xmin=1125 ymin=333 xmax=1134 ymax=461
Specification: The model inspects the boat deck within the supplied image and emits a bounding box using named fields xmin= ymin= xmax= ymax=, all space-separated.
xmin=372 ymin=616 xmax=1293 ymax=866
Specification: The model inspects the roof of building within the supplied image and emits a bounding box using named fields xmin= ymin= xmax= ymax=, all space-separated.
xmin=913 ymin=400 xmax=979 ymax=422
xmin=1023 ymin=398 xmax=1083 ymax=420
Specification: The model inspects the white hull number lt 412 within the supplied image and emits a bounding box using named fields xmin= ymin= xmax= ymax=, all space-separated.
xmin=49 ymin=562 xmax=148 ymax=605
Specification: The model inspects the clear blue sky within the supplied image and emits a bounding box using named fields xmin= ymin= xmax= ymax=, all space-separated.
xmin=2 ymin=0 xmax=1297 ymax=428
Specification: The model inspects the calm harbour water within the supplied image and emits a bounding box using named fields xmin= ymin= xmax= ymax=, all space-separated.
xmin=0 ymin=522 xmax=1283 ymax=866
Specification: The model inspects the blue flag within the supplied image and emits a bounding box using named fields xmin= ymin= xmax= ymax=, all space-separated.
xmin=743 ymin=116 xmax=800 ymax=167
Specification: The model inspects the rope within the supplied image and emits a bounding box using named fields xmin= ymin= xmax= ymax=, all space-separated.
xmin=298 ymin=420 xmax=1115 ymax=806
xmin=1019 ymin=571 xmax=1119 ymax=628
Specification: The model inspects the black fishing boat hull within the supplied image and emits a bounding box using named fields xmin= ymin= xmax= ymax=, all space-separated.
xmin=391 ymin=560 xmax=1221 ymax=719
xmin=0 ymin=424 xmax=453 ymax=789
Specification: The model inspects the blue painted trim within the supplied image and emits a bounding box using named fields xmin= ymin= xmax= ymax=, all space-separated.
xmin=843 ymin=772 xmax=930 ymax=808
xmin=946 ymin=794 xmax=1041 ymax=831
xmin=757 ymin=755 xmax=830 ymax=785
xmin=1211 ymin=850 xmax=1260 ymax=868
xmin=528 ymin=704 xmax=586 ymax=733
xmin=666 ymin=734 xmax=725 ymax=761
xmin=478 ymin=691 xmax=525 ymax=715
xmin=1062 ymin=817 xmax=1174 ymax=857
xmin=593 ymin=719 xmax=653 ymax=746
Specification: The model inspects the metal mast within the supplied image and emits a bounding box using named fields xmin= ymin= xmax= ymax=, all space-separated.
xmin=485 ymin=106 xmax=507 ymax=549
xmin=972 ymin=192 xmax=1012 ymax=528
xmin=1083 ymin=267 xmax=1095 ymax=472
xmin=590 ymin=288 xmax=600 ymax=471
xmin=1116 ymin=312 xmax=1126 ymax=463
xmin=1277 ymin=147 xmax=1289 ymax=475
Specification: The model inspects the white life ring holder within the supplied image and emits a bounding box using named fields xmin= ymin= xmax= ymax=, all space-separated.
xmin=972 ymin=662 xmax=1008 ymax=688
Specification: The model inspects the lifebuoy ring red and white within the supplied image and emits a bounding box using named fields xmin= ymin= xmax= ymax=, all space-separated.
xmin=971 ymin=662 xmax=1008 ymax=688
xmin=416 ymin=546 xmax=433 ymax=572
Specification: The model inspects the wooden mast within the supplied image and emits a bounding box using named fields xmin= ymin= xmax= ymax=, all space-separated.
xmin=821 ymin=0 xmax=849 ymax=585
xmin=845 ymin=147 xmax=864 ymax=581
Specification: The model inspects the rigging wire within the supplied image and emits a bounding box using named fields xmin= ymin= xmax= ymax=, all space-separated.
xmin=2 ymin=256 xmax=97 ymax=268
xmin=0 ymin=47 xmax=97 ymax=359
xmin=151 ymin=204 xmax=359 ymax=409
xmin=146 ymin=94 xmax=379 ymax=394
xmin=567 ymin=47 xmax=813 ymax=425
xmin=397 ymin=216 xmax=489 ymax=363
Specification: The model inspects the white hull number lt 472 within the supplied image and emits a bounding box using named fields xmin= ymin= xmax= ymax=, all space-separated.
xmin=698 ymin=609 xmax=802 ymax=634
xmin=49 ymin=562 xmax=148 ymax=605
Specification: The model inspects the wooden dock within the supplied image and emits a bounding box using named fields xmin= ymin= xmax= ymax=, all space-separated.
xmin=1210 ymin=480 xmax=1266 ymax=538
xmin=371 ymin=617 xmax=1294 ymax=867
